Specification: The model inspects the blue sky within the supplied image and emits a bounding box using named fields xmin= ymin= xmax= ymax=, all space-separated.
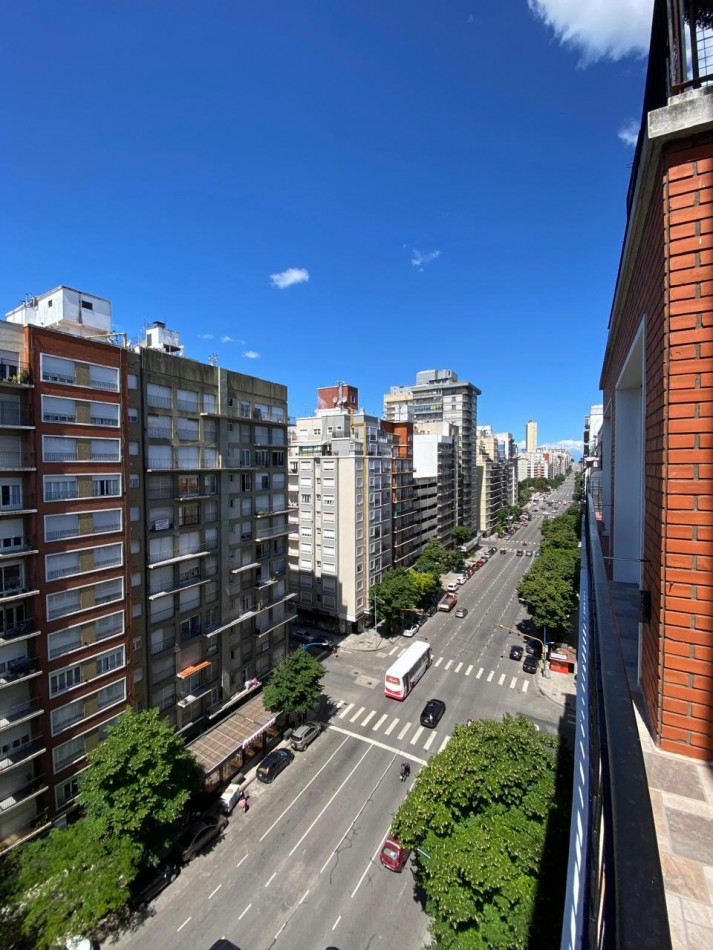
xmin=0 ymin=1 xmax=654 ymax=454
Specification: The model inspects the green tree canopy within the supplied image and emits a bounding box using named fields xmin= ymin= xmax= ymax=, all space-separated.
xmin=408 ymin=568 xmax=441 ymax=604
xmin=390 ymin=716 xmax=569 ymax=950
xmin=415 ymin=540 xmax=452 ymax=576
xmin=451 ymin=526 xmax=471 ymax=545
xmin=262 ymin=645 xmax=324 ymax=716
xmin=369 ymin=568 xmax=419 ymax=632
xmin=78 ymin=707 xmax=202 ymax=863
xmin=12 ymin=818 xmax=139 ymax=950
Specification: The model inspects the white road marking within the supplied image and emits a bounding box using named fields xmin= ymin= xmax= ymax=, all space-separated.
xmin=477 ymin=667 xmax=484 ymax=679
xmin=445 ymin=659 xmax=453 ymax=670
xmin=509 ymin=676 xmax=517 ymax=689
xmin=466 ymin=664 xmax=473 ymax=676
xmin=361 ymin=710 xmax=376 ymax=727
xmin=352 ymin=822 xmax=394 ymax=899
xmin=522 ymin=680 xmax=529 ymax=693
xmin=338 ymin=703 xmax=353 ymax=719
xmin=398 ymin=722 xmax=412 ymax=741
xmin=423 ymin=730 xmax=437 ymax=750
xmin=350 ymin=705 xmax=365 ymax=722
xmin=177 ymin=917 xmax=191 ymax=932
xmin=455 ymin=662 xmax=463 ymax=673
xmin=487 ymin=670 xmax=494 ymax=682
xmin=439 ymin=734 xmax=451 ymax=752
xmin=388 ymin=645 xmax=399 ymax=655
xmin=332 ymin=915 xmax=342 ymax=931
xmin=372 ymin=713 xmax=387 ymax=731
xmin=410 ymin=725 xmax=425 ymax=745
xmin=498 ymin=673 xmax=506 ymax=686
xmin=300 ymin=889 xmax=310 ymax=904
xmin=435 ymin=656 xmax=443 ymax=667
xmin=274 ymin=923 xmax=286 ymax=940
xmin=329 ymin=723 xmax=426 ymax=764
xmin=384 ymin=717 xmax=399 ymax=735
xmin=209 ymin=884 xmax=222 ymax=899
xmin=265 ymin=872 xmax=276 ymax=887
xmin=236 ymin=853 xmax=248 ymax=868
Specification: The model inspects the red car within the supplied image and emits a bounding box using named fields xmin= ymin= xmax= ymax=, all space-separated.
xmin=379 ymin=836 xmax=410 ymax=872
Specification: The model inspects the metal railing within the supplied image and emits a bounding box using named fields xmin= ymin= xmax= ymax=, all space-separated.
xmin=0 ymin=451 xmax=34 ymax=468
xmin=559 ymin=494 xmax=670 ymax=950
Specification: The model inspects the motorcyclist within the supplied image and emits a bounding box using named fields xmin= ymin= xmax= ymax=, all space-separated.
xmin=400 ymin=761 xmax=410 ymax=781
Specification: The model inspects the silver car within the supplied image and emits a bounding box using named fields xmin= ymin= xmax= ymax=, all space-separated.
xmin=290 ymin=721 xmax=323 ymax=751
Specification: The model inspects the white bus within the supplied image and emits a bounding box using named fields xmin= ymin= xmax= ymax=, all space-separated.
xmin=384 ymin=640 xmax=433 ymax=700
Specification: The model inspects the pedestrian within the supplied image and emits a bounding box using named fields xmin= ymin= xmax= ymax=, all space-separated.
xmin=332 ymin=646 xmax=339 ymax=659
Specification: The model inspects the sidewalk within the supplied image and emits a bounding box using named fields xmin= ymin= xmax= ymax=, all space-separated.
xmin=536 ymin=665 xmax=577 ymax=708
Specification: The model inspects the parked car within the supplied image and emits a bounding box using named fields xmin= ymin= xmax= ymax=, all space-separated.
xmin=256 ymin=748 xmax=294 ymax=783
xmin=457 ymin=575 xmax=467 ymax=586
xmin=424 ymin=604 xmax=437 ymax=617
xmin=290 ymin=721 xmax=322 ymax=751
xmin=419 ymin=698 xmax=446 ymax=728
xmin=208 ymin=941 xmax=241 ymax=950
xmin=446 ymin=582 xmax=459 ymax=593
xmin=476 ymin=559 xmax=485 ymax=568
xmin=176 ymin=814 xmax=227 ymax=863
xmin=525 ymin=639 xmax=542 ymax=656
xmin=500 ymin=548 xmax=507 ymax=554
xmin=534 ymin=550 xmax=540 ymax=557
xmin=522 ymin=656 xmax=539 ymax=674
xmin=129 ymin=861 xmax=180 ymax=910
xmin=219 ymin=782 xmax=244 ymax=814
xmin=455 ymin=606 xmax=468 ymax=618
xmin=516 ymin=549 xmax=524 ymax=556
xmin=525 ymin=550 xmax=533 ymax=557
xmin=379 ymin=836 xmax=411 ymax=872
xmin=290 ymin=630 xmax=334 ymax=649
xmin=402 ymin=623 xmax=420 ymax=637
xmin=489 ymin=547 xmax=497 ymax=555
xmin=509 ymin=644 xmax=524 ymax=661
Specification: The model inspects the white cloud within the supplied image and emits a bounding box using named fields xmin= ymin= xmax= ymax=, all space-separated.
xmin=528 ymin=0 xmax=653 ymax=63
xmin=553 ymin=439 xmax=584 ymax=454
xmin=411 ymin=248 xmax=441 ymax=270
xmin=221 ymin=335 xmax=246 ymax=344
xmin=197 ymin=333 xmax=214 ymax=340
xmin=618 ymin=119 xmax=640 ymax=147
xmin=243 ymin=350 xmax=260 ymax=360
xmin=270 ymin=267 xmax=310 ymax=289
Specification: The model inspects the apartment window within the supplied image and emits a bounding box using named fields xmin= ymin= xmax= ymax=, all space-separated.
xmin=203 ymin=393 xmax=216 ymax=413
xmin=41 ymin=354 xmax=75 ymax=385
xmin=93 ymin=476 xmax=120 ymax=497
xmin=301 ymin=494 xmax=311 ymax=504
xmin=147 ymin=382 xmax=171 ymax=408
xmin=55 ymin=775 xmax=80 ymax=809
xmin=50 ymin=663 xmax=82 ymax=697
xmin=128 ymin=442 xmax=139 ymax=456
xmin=178 ymin=475 xmax=199 ymax=496
xmin=47 ymin=588 xmax=81 ymax=621
xmin=241 ymin=473 xmax=252 ymax=492
xmin=255 ymin=450 xmax=269 ymax=467
xmin=240 ymin=401 xmax=250 ymax=417
xmin=239 ymin=449 xmax=251 ymax=467
xmin=98 ymin=679 xmax=126 ymax=709
xmin=129 ymin=474 xmax=140 ymax=489
xmin=127 ymin=373 xmax=138 ymax=390
xmin=96 ymin=646 xmax=125 ymax=676
xmin=177 ymin=389 xmax=199 ymax=413
xmin=132 ymin=572 xmax=141 ymax=587
xmin=42 ymin=395 xmax=76 ymax=423
xmin=128 ymin=408 xmax=139 ymax=423
xmin=272 ymin=450 xmax=285 ymax=467
xmin=204 ymin=474 xmax=217 ymax=494
xmin=51 ymin=698 xmax=84 ymax=736
xmin=131 ymin=539 xmax=140 ymax=554
xmin=48 ymin=625 xmax=83 ymax=659
xmin=132 ymin=603 xmax=142 ymax=618
xmin=0 ymin=482 xmax=21 ymax=509
xmin=53 ymin=734 xmax=86 ymax=773
xmin=130 ymin=506 xmax=140 ymax=522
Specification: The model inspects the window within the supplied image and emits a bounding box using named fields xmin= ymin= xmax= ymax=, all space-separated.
xmin=98 ymin=679 xmax=126 ymax=709
xmin=177 ymin=389 xmax=199 ymax=412
xmin=128 ymin=442 xmax=139 ymax=456
xmin=51 ymin=698 xmax=84 ymax=736
xmin=203 ymin=393 xmax=217 ymax=413
xmin=128 ymin=408 xmax=138 ymax=423
xmin=96 ymin=646 xmax=125 ymax=676
xmin=55 ymin=775 xmax=80 ymax=808
xmin=131 ymin=539 xmax=140 ymax=554
xmin=241 ymin=473 xmax=252 ymax=492
xmin=0 ymin=482 xmax=21 ymax=509
xmin=129 ymin=473 xmax=140 ymax=489
xmin=93 ymin=476 xmax=120 ymax=497
xmin=41 ymin=355 xmax=75 ymax=385
xmin=53 ymin=735 xmax=86 ymax=773
xmin=132 ymin=572 xmax=141 ymax=587
xmin=88 ymin=364 xmax=119 ymax=392
xmin=50 ymin=663 xmax=82 ymax=697
xmin=42 ymin=395 xmax=76 ymax=423
xmin=81 ymin=299 xmax=94 ymax=311
xmin=127 ymin=373 xmax=138 ymax=390
xmin=130 ymin=506 xmax=140 ymax=522
xmin=47 ymin=588 xmax=81 ymax=620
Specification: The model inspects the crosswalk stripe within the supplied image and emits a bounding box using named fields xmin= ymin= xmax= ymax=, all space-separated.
xmin=455 ymin=662 xmax=463 ymax=673
xmin=498 ymin=673 xmax=506 ymax=686
xmin=384 ymin=717 xmax=399 ymax=736
xmin=435 ymin=657 xmax=443 ymax=667
xmin=487 ymin=671 xmax=494 ymax=683
xmin=410 ymin=725 xmax=425 ymax=745
xmin=361 ymin=710 xmax=375 ymax=727
xmin=398 ymin=722 xmax=412 ymax=741
xmin=423 ymin=730 xmax=437 ymax=750
xmin=439 ymin=735 xmax=451 ymax=752
xmin=522 ymin=681 xmax=529 ymax=693
xmin=465 ymin=665 xmax=473 ymax=676
xmin=350 ymin=706 xmax=365 ymax=723
xmin=477 ymin=668 xmax=484 ymax=679
xmin=338 ymin=703 xmax=353 ymax=719
xmin=388 ymin=645 xmax=399 ymax=655
xmin=372 ymin=713 xmax=387 ymax=731
xmin=445 ymin=659 xmax=453 ymax=670
xmin=510 ymin=677 xmax=517 ymax=689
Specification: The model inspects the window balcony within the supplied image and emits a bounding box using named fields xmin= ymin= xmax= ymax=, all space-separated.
xmin=176 ymin=400 xmax=199 ymax=413
xmin=150 ymin=605 xmax=175 ymax=625
xmin=150 ymin=634 xmax=176 ymax=656
xmin=0 ymin=738 xmax=45 ymax=774
xmin=0 ymin=451 xmax=35 ymax=469
xmin=176 ymin=428 xmax=198 ymax=440
xmin=147 ymin=395 xmax=172 ymax=409
xmin=0 ymin=699 xmax=44 ymax=730
xmin=0 ymin=405 xmax=33 ymax=427
xmin=0 ymin=776 xmax=49 ymax=815
xmin=89 ymin=416 xmax=119 ymax=427
xmin=0 ymin=618 xmax=38 ymax=644
xmin=148 ymin=546 xmax=208 ymax=567
xmin=0 ymin=586 xmax=39 ymax=605
xmin=0 ymin=658 xmax=40 ymax=689
xmin=0 ymin=360 xmax=31 ymax=386
xmin=147 ymin=427 xmax=172 ymax=440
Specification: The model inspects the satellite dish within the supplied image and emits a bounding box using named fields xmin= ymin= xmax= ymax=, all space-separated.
xmin=332 ymin=396 xmax=338 ymax=404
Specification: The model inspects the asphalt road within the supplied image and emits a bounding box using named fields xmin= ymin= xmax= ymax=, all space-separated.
xmin=107 ymin=484 xmax=574 ymax=950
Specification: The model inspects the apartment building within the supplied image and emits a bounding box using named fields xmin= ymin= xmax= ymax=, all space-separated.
xmin=493 ymin=431 xmax=518 ymax=506
xmin=384 ymin=369 xmax=481 ymax=534
xmin=0 ymin=287 xmax=291 ymax=851
xmin=412 ymin=422 xmax=457 ymax=549
xmin=289 ymin=384 xmax=392 ymax=633
xmin=525 ymin=419 xmax=538 ymax=454
xmin=382 ymin=420 xmax=420 ymax=570
xmin=475 ymin=426 xmax=518 ymax=535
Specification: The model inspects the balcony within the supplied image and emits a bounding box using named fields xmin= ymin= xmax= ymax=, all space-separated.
xmin=0 ymin=657 xmax=40 ymax=688
xmin=0 ymin=699 xmax=44 ymax=730
xmin=147 ymin=427 xmax=172 ymax=439
xmin=0 ymin=618 xmax=38 ymax=644
xmin=176 ymin=400 xmax=199 ymax=414
xmin=0 ymin=777 xmax=49 ymax=815
xmin=148 ymin=545 xmax=208 ymax=567
xmin=146 ymin=394 xmax=172 ymax=409
xmin=0 ymin=361 xmax=31 ymax=387
xmin=0 ymin=586 xmax=39 ymax=605
xmin=0 ymin=451 xmax=35 ymax=470
xmin=0 ymin=738 xmax=45 ymax=774
xmin=0 ymin=540 xmax=37 ymax=559
xmin=0 ymin=404 xmax=33 ymax=428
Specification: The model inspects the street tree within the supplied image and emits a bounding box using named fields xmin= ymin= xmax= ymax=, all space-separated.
xmin=408 ymin=568 xmax=441 ymax=604
xmin=12 ymin=818 xmax=139 ymax=950
xmin=262 ymin=645 xmax=324 ymax=718
xmin=390 ymin=716 xmax=569 ymax=950
xmin=451 ymin=526 xmax=471 ymax=546
xmin=517 ymin=563 xmax=574 ymax=632
xmin=78 ymin=707 xmax=202 ymax=863
xmin=415 ymin=540 xmax=451 ymax=576
xmin=368 ymin=569 xmax=419 ymax=632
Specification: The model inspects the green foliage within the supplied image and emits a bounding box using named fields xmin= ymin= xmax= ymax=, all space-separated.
xmin=517 ymin=507 xmax=581 ymax=632
xmin=78 ymin=708 xmax=201 ymax=863
xmin=12 ymin=819 xmax=139 ymax=950
xmin=262 ymin=644 xmax=324 ymax=716
xmin=494 ymin=504 xmax=524 ymax=534
xmin=415 ymin=540 xmax=452 ymax=576
xmin=391 ymin=716 xmax=569 ymax=950
xmin=408 ymin=568 xmax=441 ymax=604
xmin=451 ymin=526 xmax=471 ymax=545
xmin=369 ymin=569 xmax=419 ymax=631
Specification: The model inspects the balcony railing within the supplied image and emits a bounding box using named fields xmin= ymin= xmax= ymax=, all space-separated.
xmin=0 ymin=618 xmax=35 ymax=641
xmin=0 ymin=738 xmax=44 ymax=772
xmin=0 ymin=451 xmax=34 ymax=468
xmin=0 ymin=699 xmax=43 ymax=727
xmin=147 ymin=427 xmax=172 ymax=439
xmin=147 ymin=395 xmax=172 ymax=409
xmin=559 ymin=493 xmax=670 ymax=950
xmin=0 ymin=405 xmax=32 ymax=426
xmin=0 ymin=776 xmax=48 ymax=814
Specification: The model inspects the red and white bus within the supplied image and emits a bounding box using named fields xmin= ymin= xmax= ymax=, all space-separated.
xmin=384 ymin=640 xmax=432 ymax=700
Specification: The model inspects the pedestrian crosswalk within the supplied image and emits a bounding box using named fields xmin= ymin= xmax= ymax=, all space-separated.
xmin=335 ymin=702 xmax=452 ymax=753
xmin=383 ymin=643 xmax=533 ymax=693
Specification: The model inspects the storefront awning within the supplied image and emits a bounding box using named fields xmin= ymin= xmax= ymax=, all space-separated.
xmin=177 ymin=659 xmax=211 ymax=679
xmin=187 ymin=693 xmax=278 ymax=775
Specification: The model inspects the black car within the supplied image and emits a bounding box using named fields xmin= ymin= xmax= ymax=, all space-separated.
xmin=129 ymin=862 xmax=180 ymax=910
xmin=522 ymin=656 xmax=539 ymax=674
xmin=525 ymin=638 xmax=542 ymax=656
xmin=509 ymin=644 xmax=523 ymax=661
xmin=516 ymin=549 xmax=524 ymax=556
xmin=419 ymin=698 xmax=446 ymax=728
xmin=176 ymin=814 xmax=228 ymax=863
xmin=290 ymin=630 xmax=333 ymax=649
xmin=256 ymin=747 xmax=294 ymax=783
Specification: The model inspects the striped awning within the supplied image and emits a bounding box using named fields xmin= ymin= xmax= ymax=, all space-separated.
xmin=177 ymin=659 xmax=211 ymax=679
xmin=187 ymin=693 xmax=278 ymax=775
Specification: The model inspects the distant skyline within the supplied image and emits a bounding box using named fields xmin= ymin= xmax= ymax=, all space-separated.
xmin=0 ymin=1 xmax=655 ymax=455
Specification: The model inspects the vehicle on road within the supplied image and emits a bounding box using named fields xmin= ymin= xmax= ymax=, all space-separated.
xmin=402 ymin=622 xmax=420 ymax=637
xmin=509 ymin=644 xmax=524 ymax=661
xmin=455 ymin=606 xmax=468 ymax=618
xmin=290 ymin=721 xmax=322 ymax=751
xmin=445 ymin=582 xmax=459 ymax=593
xmin=208 ymin=941 xmax=241 ymax=950
xmin=129 ymin=861 xmax=180 ymax=910
xmin=256 ymin=748 xmax=294 ymax=783
xmin=525 ymin=550 xmax=533 ymax=557
xmin=176 ymin=814 xmax=228 ymax=863
xmin=385 ymin=640 xmax=432 ymax=700
xmin=219 ymin=782 xmax=244 ymax=814
xmin=522 ymin=656 xmax=539 ymax=674
xmin=516 ymin=549 xmax=524 ymax=556
xmin=534 ymin=550 xmax=540 ymax=557
xmin=438 ymin=593 xmax=457 ymax=612
xmin=500 ymin=548 xmax=507 ymax=554
xmin=419 ymin=698 xmax=446 ymax=728
xmin=379 ymin=836 xmax=410 ymax=872
xmin=290 ymin=630 xmax=334 ymax=649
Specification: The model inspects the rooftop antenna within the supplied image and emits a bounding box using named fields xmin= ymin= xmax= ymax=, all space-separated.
xmin=208 ymin=353 xmax=218 ymax=366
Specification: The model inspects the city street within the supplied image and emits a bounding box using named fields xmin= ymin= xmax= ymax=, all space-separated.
xmin=107 ymin=491 xmax=573 ymax=950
